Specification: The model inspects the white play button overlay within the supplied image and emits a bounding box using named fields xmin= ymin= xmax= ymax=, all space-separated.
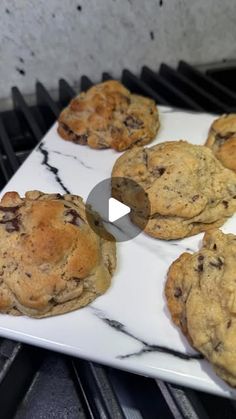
xmin=85 ymin=177 xmax=150 ymax=242
xmin=108 ymin=197 xmax=130 ymax=222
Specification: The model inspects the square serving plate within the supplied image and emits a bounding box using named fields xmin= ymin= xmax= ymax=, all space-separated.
xmin=1 ymin=106 xmax=236 ymax=399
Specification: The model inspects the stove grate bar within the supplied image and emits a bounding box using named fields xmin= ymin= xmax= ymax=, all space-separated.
xmin=207 ymin=66 xmax=236 ymax=93
xmin=0 ymin=117 xmax=19 ymax=174
xmin=122 ymin=69 xmax=169 ymax=105
xmin=141 ymin=66 xmax=203 ymax=111
xmin=12 ymin=86 xmax=43 ymax=142
xmin=102 ymin=72 xmax=112 ymax=81
xmin=178 ymin=61 xmax=236 ymax=107
xmin=59 ymin=78 xmax=76 ymax=107
xmin=159 ymin=64 xmax=230 ymax=113
xmin=36 ymin=81 xmax=61 ymax=120
xmin=81 ymin=76 xmax=93 ymax=92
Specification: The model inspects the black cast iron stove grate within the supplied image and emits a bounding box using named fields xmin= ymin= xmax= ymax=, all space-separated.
xmin=1 ymin=62 xmax=236 ymax=419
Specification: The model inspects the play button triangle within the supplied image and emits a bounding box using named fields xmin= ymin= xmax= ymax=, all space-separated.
xmin=108 ymin=197 xmax=130 ymax=222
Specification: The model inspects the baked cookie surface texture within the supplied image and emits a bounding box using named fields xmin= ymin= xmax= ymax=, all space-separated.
xmin=58 ymin=80 xmax=160 ymax=151
xmin=165 ymin=229 xmax=236 ymax=387
xmin=112 ymin=141 xmax=236 ymax=239
xmin=205 ymin=114 xmax=236 ymax=172
xmin=0 ymin=191 xmax=116 ymax=318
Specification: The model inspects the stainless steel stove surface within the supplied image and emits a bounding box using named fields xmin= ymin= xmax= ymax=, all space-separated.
xmin=1 ymin=62 xmax=236 ymax=419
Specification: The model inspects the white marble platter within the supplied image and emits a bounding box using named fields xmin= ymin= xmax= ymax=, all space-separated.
xmin=1 ymin=106 xmax=236 ymax=398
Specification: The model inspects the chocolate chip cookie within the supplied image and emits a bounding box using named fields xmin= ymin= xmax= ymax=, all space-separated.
xmin=111 ymin=141 xmax=236 ymax=239
xmin=165 ymin=229 xmax=236 ymax=387
xmin=57 ymin=80 xmax=160 ymax=151
xmin=0 ymin=191 xmax=116 ymax=318
xmin=205 ymin=114 xmax=236 ymax=172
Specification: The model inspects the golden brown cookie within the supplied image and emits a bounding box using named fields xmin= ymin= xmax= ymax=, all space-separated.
xmin=205 ymin=114 xmax=236 ymax=172
xmin=57 ymin=80 xmax=160 ymax=151
xmin=0 ymin=191 xmax=116 ymax=318
xmin=165 ymin=229 xmax=236 ymax=387
xmin=111 ymin=141 xmax=236 ymax=240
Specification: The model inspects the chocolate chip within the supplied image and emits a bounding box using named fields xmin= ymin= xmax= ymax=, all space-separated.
xmin=4 ymin=216 xmax=21 ymax=232
xmin=216 ymin=132 xmax=234 ymax=143
xmin=152 ymin=166 xmax=166 ymax=177
xmin=73 ymin=134 xmax=88 ymax=145
xmin=213 ymin=243 xmax=217 ymax=250
xmin=60 ymin=123 xmax=88 ymax=144
xmin=195 ymin=255 xmax=204 ymax=272
xmin=25 ymin=272 xmax=32 ymax=278
xmin=143 ymin=150 xmax=148 ymax=166
xmin=71 ymin=277 xmax=81 ymax=284
xmin=124 ymin=115 xmax=143 ymax=129
xmin=209 ymin=257 xmax=224 ymax=269
xmin=227 ymin=319 xmax=232 ymax=329
xmin=0 ymin=205 xmax=20 ymax=213
xmin=192 ymin=195 xmax=199 ymax=202
xmin=65 ymin=209 xmax=84 ymax=226
xmin=222 ymin=200 xmax=228 ymax=208
xmin=174 ymin=287 xmax=182 ymax=298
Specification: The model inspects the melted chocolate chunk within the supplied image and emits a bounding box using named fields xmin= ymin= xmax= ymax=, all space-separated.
xmin=0 ymin=205 xmax=20 ymax=212
xmin=5 ymin=217 xmax=21 ymax=232
xmin=215 ymin=132 xmax=234 ymax=143
xmin=71 ymin=277 xmax=81 ymax=284
xmin=0 ymin=215 xmax=21 ymax=232
xmin=152 ymin=166 xmax=166 ymax=177
xmin=65 ymin=209 xmax=84 ymax=226
xmin=209 ymin=257 xmax=224 ymax=269
xmin=25 ymin=272 xmax=32 ymax=278
xmin=55 ymin=193 xmax=63 ymax=199
xmin=174 ymin=287 xmax=182 ymax=298
xmin=72 ymin=134 xmax=88 ymax=145
xmin=213 ymin=243 xmax=217 ymax=250
xmin=222 ymin=200 xmax=228 ymax=209
xmin=60 ymin=123 xmax=88 ymax=144
xmin=196 ymin=255 xmax=204 ymax=272
xmin=124 ymin=115 xmax=143 ymax=129
xmin=227 ymin=319 xmax=232 ymax=329
xmin=142 ymin=150 xmax=148 ymax=166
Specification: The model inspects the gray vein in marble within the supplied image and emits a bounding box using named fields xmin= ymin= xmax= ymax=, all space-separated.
xmin=37 ymin=142 xmax=71 ymax=194
xmin=91 ymin=307 xmax=203 ymax=361
xmin=50 ymin=149 xmax=94 ymax=170
xmin=168 ymin=242 xmax=197 ymax=252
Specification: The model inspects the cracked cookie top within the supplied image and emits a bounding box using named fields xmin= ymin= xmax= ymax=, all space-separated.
xmin=111 ymin=141 xmax=236 ymax=239
xmin=0 ymin=191 xmax=116 ymax=318
xmin=205 ymin=114 xmax=236 ymax=172
xmin=165 ymin=229 xmax=236 ymax=387
xmin=57 ymin=80 xmax=160 ymax=151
